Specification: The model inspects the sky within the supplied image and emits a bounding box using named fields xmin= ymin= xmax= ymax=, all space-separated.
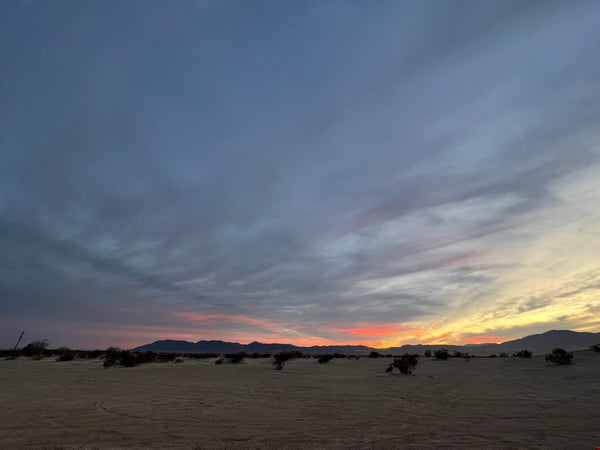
xmin=1 ymin=0 xmax=600 ymax=350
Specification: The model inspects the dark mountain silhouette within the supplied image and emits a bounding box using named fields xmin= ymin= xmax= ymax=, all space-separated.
xmin=132 ymin=329 xmax=600 ymax=355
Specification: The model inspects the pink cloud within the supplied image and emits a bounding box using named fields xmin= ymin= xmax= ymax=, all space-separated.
xmin=174 ymin=312 xmax=279 ymax=328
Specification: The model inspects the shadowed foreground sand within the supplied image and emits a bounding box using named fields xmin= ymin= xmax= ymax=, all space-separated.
xmin=1 ymin=351 xmax=599 ymax=449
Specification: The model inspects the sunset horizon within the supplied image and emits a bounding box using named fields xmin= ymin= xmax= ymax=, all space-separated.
xmin=2 ymin=1 xmax=599 ymax=353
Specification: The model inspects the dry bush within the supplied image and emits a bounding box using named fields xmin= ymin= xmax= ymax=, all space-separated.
xmin=273 ymin=351 xmax=302 ymax=370
xmin=56 ymin=347 xmax=76 ymax=362
xmin=227 ymin=352 xmax=247 ymax=363
xmin=387 ymin=354 xmax=419 ymax=375
xmin=318 ymin=354 xmax=334 ymax=364
xmin=545 ymin=348 xmax=573 ymax=365
xmin=22 ymin=339 xmax=49 ymax=358
xmin=434 ymin=349 xmax=449 ymax=360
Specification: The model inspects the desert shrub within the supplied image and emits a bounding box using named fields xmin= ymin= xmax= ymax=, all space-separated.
xmin=22 ymin=339 xmax=49 ymax=358
xmin=273 ymin=351 xmax=301 ymax=370
xmin=157 ymin=352 xmax=180 ymax=363
xmin=488 ymin=354 xmax=497 ymax=358
xmin=137 ymin=351 xmax=157 ymax=363
xmin=82 ymin=350 xmax=103 ymax=359
xmin=590 ymin=344 xmax=600 ymax=353
xmin=318 ymin=354 xmax=334 ymax=364
xmin=545 ymin=348 xmax=573 ymax=365
xmin=56 ymin=347 xmax=76 ymax=362
xmin=512 ymin=349 xmax=532 ymax=358
xmin=119 ymin=350 xmax=145 ymax=367
xmin=2 ymin=350 xmax=18 ymax=360
xmin=387 ymin=354 xmax=419 ymax=375
xmin=499 ymin=352 xmax=508 ymax=358
xmin=215 ymin=356 xmax=224 ymax=365
xmin=184 ymin=353 xmax=219 ymax=359
xmin=227 ymin=352 xmax=247 ymax=363
xmin=424 ymin=350 xmax=432 ymax=357
xmin=452 ymin=351 xmax=466 ymax=358
xmin=434 ymin=349 xmax=449 ymax=360
xmin=368 ymin=351 xmax=380 ymax=358
xmin=103 ymin=347 xmax=122 ymax=367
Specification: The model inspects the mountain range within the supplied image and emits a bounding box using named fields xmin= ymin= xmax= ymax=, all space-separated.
xmin=133 ymin=329 xmax=600 ymax=355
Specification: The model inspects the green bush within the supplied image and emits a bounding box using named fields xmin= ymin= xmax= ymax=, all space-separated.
xmin=545 ymin=348 xmax=573 ymax=365
xmin=512 ymin=350 xmax=532 ymax=358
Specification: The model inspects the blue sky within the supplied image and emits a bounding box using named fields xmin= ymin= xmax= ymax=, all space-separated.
xmin=1 ymin=0 xmax=600 ymax=349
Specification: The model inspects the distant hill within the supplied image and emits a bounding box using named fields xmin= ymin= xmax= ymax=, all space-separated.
xmin=475 ymin=330 xmax=600 ymax=354
xmin=132 ymin=329 xmax=600 ymax=355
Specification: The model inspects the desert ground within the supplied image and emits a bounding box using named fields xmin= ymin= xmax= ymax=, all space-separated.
xmin=1 ymin=351 xmax=599 ymax=449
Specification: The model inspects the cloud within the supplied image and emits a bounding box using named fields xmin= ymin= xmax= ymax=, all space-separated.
xmin=1 ymin=1 xmax=600 ymax=348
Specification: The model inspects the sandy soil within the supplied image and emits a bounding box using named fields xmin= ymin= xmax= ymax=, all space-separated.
xmin=1 ymin=351 xmax=599 ymax=449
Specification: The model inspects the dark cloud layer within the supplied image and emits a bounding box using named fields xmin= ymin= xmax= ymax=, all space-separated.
xmin=1 ymin=1 xmax=600 ymax=347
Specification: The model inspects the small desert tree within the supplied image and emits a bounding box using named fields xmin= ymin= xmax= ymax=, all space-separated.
xmin=590 ymin=344 xmax=600 ymax=353
xmin=368 ymin=351 xmax=380 ymax=358
xmin=545 ymin=348 xmax=573 ymax=365
xmin=423 ymin=349 xmax=432 ymax=357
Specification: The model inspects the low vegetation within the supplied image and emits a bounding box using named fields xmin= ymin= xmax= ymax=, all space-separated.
xmin=368 ymin=351 xmax=380 ymax=358
xmin=434 ymin=349 xmax=449 ymax=360
xmin=273 ymin=351 xmax=303 ymax=370
xmin=386 ymin=354 xmax=419 ymax=375
xmin=22 ymin=339 xmax=49 ymax=359
xmin=590 ymin=344 xmax=600 ymax=353
xmin=317 ymin=354 xmax=334 ymax=364
xmin=545 ymin=348 xmax=573 ymax=365
xmin=227 ymin=352 xmax=247 ymax=363
xmin=56 ymin=347 xmax=76 ymax=362
xmin=512 ymin=350 xmax=532 ymax=358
